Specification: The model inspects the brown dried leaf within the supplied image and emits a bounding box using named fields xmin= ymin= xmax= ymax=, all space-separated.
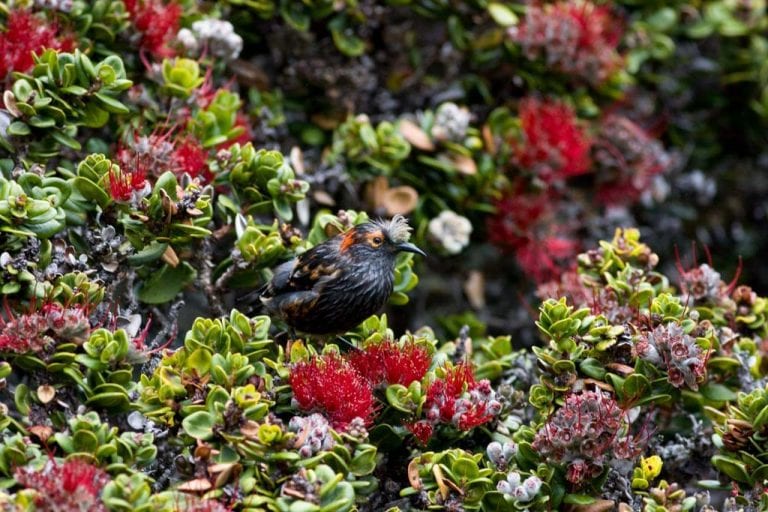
xmin=312 ymin=190 xmax=336 ymax=207
xmin=161 ymin=245 xmax=180 ymax=268
xmin=565 ymin=499 xmax=616 ymax=512
xmin=290 ymin=146 xmax=305 ymax=175
xmin=399 ymin=119 xmax=435 ymax=151
xmin=28 ymin=425 xmax=53 ymax=443
xmin=464 ymin=271 xmax=486 ymax=309
xmin=481 ymin=124 xmax=496 ymax=155
xmin=240 ymin=420 xmax=260 ymax=440
xmin=177 ymin=478 xmax=212 ymax=493
xmin=407 ymin=458 xmax=422 ymax=490
xmin=432 ymin=463 xmax=450 ymax=500
xmin=452 ymin=154 xmax=477 ymax=175
xmin=37 ymin=385 xmax=56 ymax=404
xmin=3 ymin=91 xmax=20 ymax=118
xmin=605 ymin=363 xmax=635 ymax=376
xmin=381 ymin=186 xmax=419 ymax=216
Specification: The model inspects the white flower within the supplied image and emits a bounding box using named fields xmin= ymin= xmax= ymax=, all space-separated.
xmin=432 ymin=102 xmax=471 ymax=142
xmin=178 ymin=19 xmax=244 ymax=61
xmin=428 ymin=210 xmax=473 ymax=255
xmin=176 ymin=28 xmax=199 ymax=54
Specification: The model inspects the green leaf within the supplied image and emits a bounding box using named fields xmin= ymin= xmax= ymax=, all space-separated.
xmin=563 ymin=494 xmax=596 ymax=505
xmin=711 ymin=454 xmax=751 ymax=483
xmin=182 ymin=411 xmax=216 ymax=440
xmin=126 ymin=242 xmax=169 ymax=266
xmin=72 ymin=176 xmax=111 ymax=208
xmin=7 ymin=121 xmax=31 ymax=137
xmin=137 ymin=262 xmax=196 ymax=304
xmin=488 ymin=3 xmax=518 ymax=27
xmin=51 ymin=129 xmax=82 ymax=150
xmin=700 ymin=382 xmax=738 ymax=402
xmin=93 ymin=92 xmax=129 ymax=114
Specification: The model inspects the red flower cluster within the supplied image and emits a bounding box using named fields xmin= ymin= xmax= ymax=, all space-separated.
xmin=124 ymin=0 xmax=181 ymax=57
xmin=514 ymin=98 xmax=592 ymax=182
xmin=593 ymin=115 xmax=671 ymax=205
xmin=487 ymin=191 xmax=579 ymax=283
xmin=107 ymin=167 xmax=147 ymax=202
xmin=511 ymin=0 xmax=623 ymax=84
xmin=117 ymin=129 xmax=214 ymax=184
xmin=173 ymin=138 xmax=212 ymax=182
xmin=409 ymin=363 xmax=501 ymax=443
xmin=532 ymin=390 xmax=646 ymax=486
xmin=0 ymin=302 xmax=90 ymax=354
xmin=289 ymin=354 xmax=376 ymax=430
xmin=0 ymin=10 xmax=74 ymax=80
xmin=515 ymin=236 xmax=580 ymax=284
xmin=15 ymin=459 xmax=110 ymax=512
xmin=349 ymin=339 xmax=431 ymax=387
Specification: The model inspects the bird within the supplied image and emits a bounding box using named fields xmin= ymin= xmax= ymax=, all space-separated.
xmin=244 ymin=215 xmax=426 ymax=337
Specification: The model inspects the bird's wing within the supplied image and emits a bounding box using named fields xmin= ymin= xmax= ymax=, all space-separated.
xmin=264 ymin=244 xmax=342 ymax=297
xmin=285 ymin=245 xmax=343 ymax=292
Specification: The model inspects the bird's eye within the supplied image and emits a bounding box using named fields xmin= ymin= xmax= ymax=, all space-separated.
xmin=372 ymin=236 xmax=383 ymax=246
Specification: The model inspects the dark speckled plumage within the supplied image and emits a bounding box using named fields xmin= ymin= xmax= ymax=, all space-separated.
xmin=245 ymin=216 xmax=425 ymax=336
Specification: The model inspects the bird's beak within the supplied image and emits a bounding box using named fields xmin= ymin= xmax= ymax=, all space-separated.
xmin=397 ymin=242 xmax=426 ymax=257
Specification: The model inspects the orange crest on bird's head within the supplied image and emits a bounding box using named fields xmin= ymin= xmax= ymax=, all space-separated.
xmin=339 ymin=215 xmax=415 ymax=253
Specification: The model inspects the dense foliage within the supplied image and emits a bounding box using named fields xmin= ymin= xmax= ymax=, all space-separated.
xmin=0 ymin=0 xmax=767 ymax=510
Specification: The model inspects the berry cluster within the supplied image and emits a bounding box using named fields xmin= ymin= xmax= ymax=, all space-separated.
xmin=532 ymin=390 xmax=644 ymax=485
xmin=635 ymin=323 xmax=708 ymax=390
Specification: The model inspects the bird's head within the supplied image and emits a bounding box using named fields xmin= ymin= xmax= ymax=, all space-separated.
xmin=339 ymin=215 xmax=426 ymax=260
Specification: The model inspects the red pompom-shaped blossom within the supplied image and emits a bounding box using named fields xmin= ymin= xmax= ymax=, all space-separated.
xmin=107 ymin=167 xmax=147 ymax=202
xmin=348 ymin=339 xmax=431 ymax=387
xmin=515 ymin=236 xmax=579 ymax=284
xmin=0 ymin=10 xmax=74 ymax=80
xmin=290 ymin=354 xmax=376 ymax=430
xmin=15 ymin=459 xmax=110 ymax=511
xmin=514 ymin=97 xmax=592 ymax=181
xmin=416 ymin=363 xmax=501 ymax=442
xmin=511 ymin=0 xmax=623 ymax=84
xmin=125 ymin=0 xmax=182 ymax=57
xmin=173 ymin=138 xmax=212 ymax=183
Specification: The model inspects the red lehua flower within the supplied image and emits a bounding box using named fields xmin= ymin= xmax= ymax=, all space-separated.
xmin=515 ymin=236 xmax=579 ymax=284
xmin=127 ymin=0 xmax=182 ymax=57
xmin=406 ymin=421 xmax=434 ymax=445
xmin=423 ymin=363 xmax=498 ymax=431
xmin=107 ymin=167 xmax=146 ymax=202
xmin=173 ymin=138 xmax=212 ymax=182
xmin=514 ymin=97 xmax=591 ymax=181
xmin=455 ymin=402 xmax=494 ymax=430
xmin=0 ymin=10 xmax=74 ymax=80
xmin=290 ymin=354 xmax=376 ymax=430
xmin=348 ymin=339 xmax=431 ymax=387
xmin=15 ymin=459 xmax=109 ymax=512
xmin=511 ymin=0 xmax=623 ymax=84
xmin=441 ymin=362 xmax=476 ymax=396
xmin=486 ymin=189 xmax=550 ymax=253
